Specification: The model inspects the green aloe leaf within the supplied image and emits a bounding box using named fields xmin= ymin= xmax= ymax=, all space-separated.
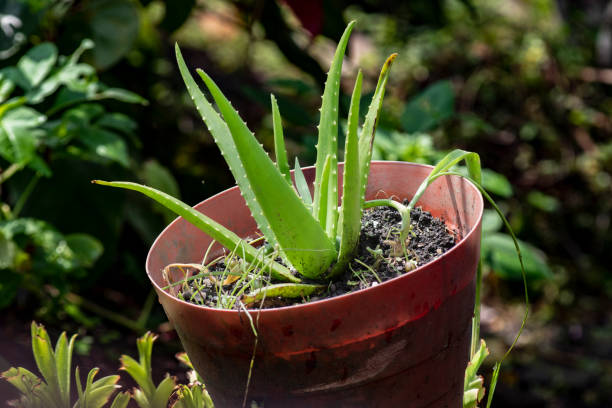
xmin=358 ymin=53 xmax=397 ymax=208
xmin=242 ymin=283 xmax=326 ymax=305
xmin=331 ymin=70 xmax=363 ymax=277
xmin=317 ymin=155 xmax=333 ymax=241
xmin=294 ymin=158 xmax=313 ymax=207
xmin=92 ymin=180 xmax=299 ymax=283
xmin=175 ymin=44 xmax=277 ymax=252
xmin=313 ymin=21 xmax=355 ymax=237
xmin=193 ymin=58 xmax=337 ymax=278
xmin=271 ymin=94 xmax=292 ymax=185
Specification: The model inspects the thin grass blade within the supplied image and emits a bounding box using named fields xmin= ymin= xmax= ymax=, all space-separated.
xmin=92 ymin=180 xmax=299 ymax=283
xmin=408 ymin=149 xmax=481 ymax=210
xmin=196 ymin=67 xmax=337 ymax=278
xmin=271 ymin=94 xmax=292 ymax=185
xmin=312 ymin=21 xmax=356 ymax=236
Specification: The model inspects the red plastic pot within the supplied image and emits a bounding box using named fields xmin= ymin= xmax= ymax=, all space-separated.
xmin=146 ymin=161 xmax=483 ymax=407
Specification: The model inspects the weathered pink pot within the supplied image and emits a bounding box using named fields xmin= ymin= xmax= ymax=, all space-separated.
xmin=146 ymin=161 xmax=483 ymax=407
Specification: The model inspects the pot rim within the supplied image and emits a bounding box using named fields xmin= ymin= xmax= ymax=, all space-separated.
xmin=146 ymin=160 xmax=484 ymax=314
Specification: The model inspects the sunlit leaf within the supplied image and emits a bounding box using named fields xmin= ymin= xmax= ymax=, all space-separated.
xmin=483 ymin=233 xmax=552 ymax=280
xmin=402 ymin=80 xmax=454 ymax=133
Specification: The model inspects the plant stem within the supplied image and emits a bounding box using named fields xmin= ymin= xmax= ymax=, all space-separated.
xmin=12 ymin=174 xmax=40 ymax=217
xmin=0 ymin=163 xmax=22 ymax=185
xmin=136 ymin=289 xmax=156 ymax=328
xmin=470 ymin=260 xmax=483 ymax=358
xmin=364 ymin=198 xmax=411 ymax=239
xmin=64 ymin=292 xmax=146 ymax=333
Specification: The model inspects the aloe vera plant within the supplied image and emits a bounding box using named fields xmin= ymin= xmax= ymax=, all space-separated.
xmin=93 ymin=21 xmax=400 ymax=297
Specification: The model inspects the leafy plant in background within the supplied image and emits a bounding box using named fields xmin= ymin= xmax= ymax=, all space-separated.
xmin=0 ymin=39 xmax=146 ymax=310
xmin=1 ymin=322 xmax=214 ymax=407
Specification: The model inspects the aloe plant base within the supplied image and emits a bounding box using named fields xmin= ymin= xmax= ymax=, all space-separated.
xmin=146 ymin=162 xmax=483 ymax=407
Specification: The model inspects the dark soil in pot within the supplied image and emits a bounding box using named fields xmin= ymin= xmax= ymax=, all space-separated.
xmin=166 ymin=203 xmax=456 ymax=309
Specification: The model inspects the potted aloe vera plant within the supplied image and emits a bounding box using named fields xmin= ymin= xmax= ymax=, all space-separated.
xmin=95 ymin=21 xmax=519 ymax=407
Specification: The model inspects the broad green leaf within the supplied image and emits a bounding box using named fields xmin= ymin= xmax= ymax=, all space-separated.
xmin=97 ymin=112 xmax=138 ymax=135
xmin=463 ymin=339 xmax=489 ymax=408
xmin=120 ymin=354 xmax=152 ymax=397
xmin=110 ymin=392 xmax=131 ymax=408
xmin=152 ymin=375 xmax=177 ymax=408
xmin=30 ymin=322 xmax=62 ymax=406
xmin=1 ymin=366 xmax=43 ymax=396
xmin=141 ymin=160 xmax=181 ymax=224
xmin=482 ymin=168 xmax=512 ymax=198
xmin=332 ymin=70 xmax=363 ymax=277
xmin=483 ymin=233 xmax=552 ymax=280
xmin=95 ymin=88 xmax=148 ymax=105
xmin=18 ymin=43 xmax=58 ymax=89
xmin=0 ymin=230 xmax=17 ymax=268
xmin=242 ymin=283 xmax=326 ymax=304
xmin=27 ymin=64 xmax=96 ymax=104
xmin=65 ymin=234 xmax=104 ymax=268
xmin=271 ymin=94 xmax=291 ymax=185
xmin=401 ymin=80 xmax=454 ymax=133
xmin=78 ymin=127 xmax=129 ymax=167
xmin=358 ymin=53 xmax=397 ymax=209
xmin=54 ymin=332 xmax=76 ymax=406
xmin=83 ymin=374 xmax=121 ymax=408
xmin=0 ymin=69 xmax=16 ymax=103
xmin=76 ymin=0 xmax=139 ymax=70
xmin=132 ymin=389 xmax=149 ymax=408
xmin=0 ymin=106 xmax=46 ymax=165
xmin=194 ymin=56 xmax=337 ymax=278
xmin=527 ymin=191 xmax=559 ymax=212
xmin=312 ymin=21 xmax=355 ymax=235
xmin=293 ymin=158 xmax=312 ymax=207
xmin=1 ymin=67 xmax=30 ymax=92
xmin=481 ymin=209 xmax=502 ymax=233
xmin=92 ymin=180 xmax=299 ymax=283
